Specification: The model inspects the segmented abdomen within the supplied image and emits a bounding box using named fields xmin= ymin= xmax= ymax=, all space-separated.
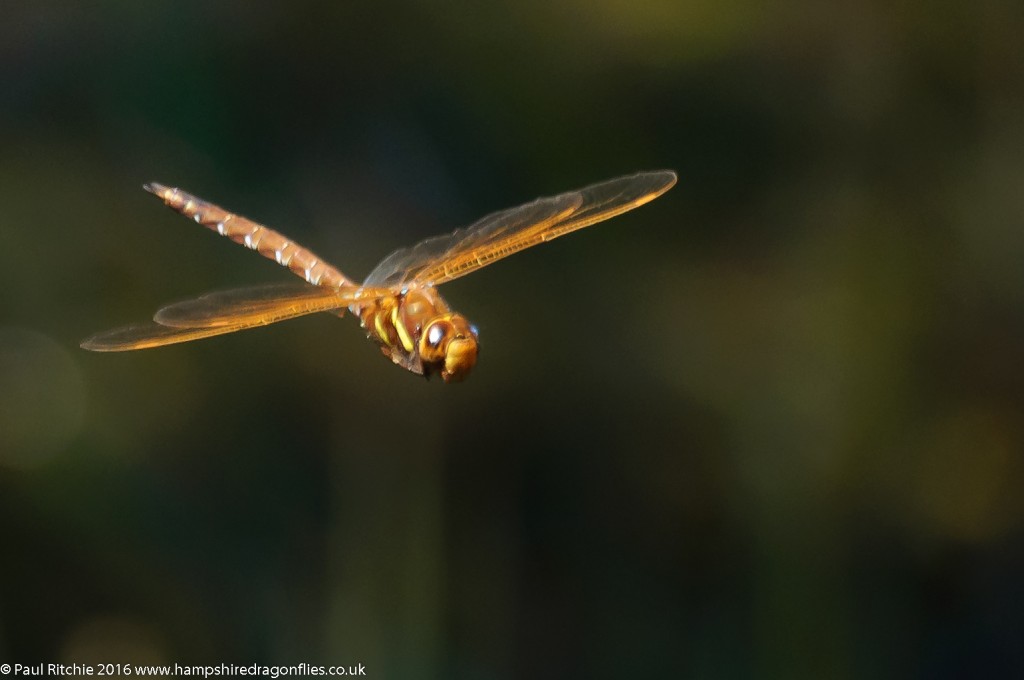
xmin=144 ymin=182 xmax=353 ymax=290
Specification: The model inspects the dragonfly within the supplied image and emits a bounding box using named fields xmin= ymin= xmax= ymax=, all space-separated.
xmin=82 ymin=170 xmax=676 ymax=382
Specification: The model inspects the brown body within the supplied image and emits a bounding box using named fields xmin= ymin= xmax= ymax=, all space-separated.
xmin=354 ymin=287 xmax=478 ymax=381
xmin=81 ymin=171 xmax=677 ymax=383
xmin=132 ymin=183 xmax=479 ymax=381
xmin=153 ymin=184 xmax=353 ymax=291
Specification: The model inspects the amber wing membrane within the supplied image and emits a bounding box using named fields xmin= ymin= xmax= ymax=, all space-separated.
xmin=152 ymin=282 xmax=392 ymax=328
xmin=80 ymin=283 xmax=385 ymax=351
xmin=363 ymin=193 xmax=582 ymax=288
xmin=81 ymin=320 xmax=278 ymax=352
xmin=363 ymin=170 xmax=676 ymax=288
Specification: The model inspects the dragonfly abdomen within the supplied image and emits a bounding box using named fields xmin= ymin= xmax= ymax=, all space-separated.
xmin=144 ymin=183 xmax=353 ymax=290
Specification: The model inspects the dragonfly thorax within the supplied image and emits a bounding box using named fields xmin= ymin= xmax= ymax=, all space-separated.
xmin=356 ymin=287 xmax=479 ymax=383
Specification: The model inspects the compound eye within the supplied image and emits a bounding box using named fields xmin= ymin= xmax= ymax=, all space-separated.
xmin=426 ymin=322 xmax=447 ymax=348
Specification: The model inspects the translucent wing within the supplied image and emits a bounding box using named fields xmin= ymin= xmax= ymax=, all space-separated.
xmin=81 ymin=283 xmax=391 ymax=352
xmin=364 ymin=192 xmax=582 ymax=288
xmin=81 ymin=320 xmax=277 ymax=352
xmin=364 ymin=170 xmax=677 ymax=288
xmin=152 ymin=282 xmax=390 ymax=328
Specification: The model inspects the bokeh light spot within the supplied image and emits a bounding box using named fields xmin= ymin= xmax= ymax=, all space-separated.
xmin=60 ymin=614 xmax=167 ymax=666
xmin=0 ymin=327 xmax=86 ymax=469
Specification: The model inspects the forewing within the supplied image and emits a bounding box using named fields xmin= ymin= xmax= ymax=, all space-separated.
xmin=363 ymin=193 xmax=582 ymax=288
xmin=81 ymin=283 xmax=393 ymax=352
xmin=363 ymin=170 xmax=676 ymax=288
xmin=81 ymin=320 xmax=271 ymax=352
xmin=153 ymin=282 xmax=377 ymax=328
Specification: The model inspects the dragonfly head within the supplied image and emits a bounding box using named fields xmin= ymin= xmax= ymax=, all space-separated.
xmin=419 ymin=313 xmax=479 ymax=383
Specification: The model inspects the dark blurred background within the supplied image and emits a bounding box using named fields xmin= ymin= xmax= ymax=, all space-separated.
xmin=2 ymin=1 xmax=1023 ymax=677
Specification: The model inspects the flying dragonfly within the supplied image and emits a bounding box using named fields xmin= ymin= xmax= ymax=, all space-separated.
xmin=81 ymin=171 xmax=677 ymax=382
